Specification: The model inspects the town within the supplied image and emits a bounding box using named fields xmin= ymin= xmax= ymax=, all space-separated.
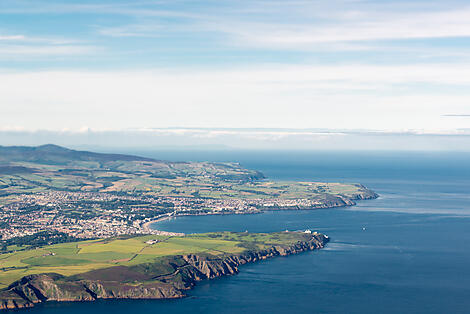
xmin=0 ymin=145 xmax=377 ymax=248
xmin=0 ymin=189 xmax=354 ymax=242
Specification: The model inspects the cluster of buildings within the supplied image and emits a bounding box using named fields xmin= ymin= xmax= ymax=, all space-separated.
xmin=0 ymin=190 xmax=330 ymax=241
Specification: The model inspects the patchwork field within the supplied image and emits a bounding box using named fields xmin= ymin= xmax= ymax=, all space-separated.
xmin=0 ymin=145 xmax=372 ymax=202
xmin=0 ymin=232 xmax=314 ymax=289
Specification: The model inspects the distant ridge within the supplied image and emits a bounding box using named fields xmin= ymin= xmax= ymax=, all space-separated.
xmin=0 ymin=144 xmax=156 ymax=164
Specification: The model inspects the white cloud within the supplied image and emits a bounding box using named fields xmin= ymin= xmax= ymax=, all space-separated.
xmin=0 ymin=44 xmax=100 ymax=57
xmin=98 ymin=24 xmax=167 ymax=38
xmin=0 ymin=1 xmax=202 ymax=18
xmin=0 ymin=0 xmax=468 ymax=148
xmin=81 ymin=1 xmax=470 ymax=52
xmin=2 ymin=127 xmax=470 ymax=151
xmin=5 ymin=1 xmax=470 ymax=55
xmin=216 ymin=6 xmax=470 ymax=50
xmin=0 ymin=32 xmax=99 ymax=58
xmin=0 ymin=35 xmax=25 ymax=40
xmin=1 ymin=64 xmax=470 ymax=131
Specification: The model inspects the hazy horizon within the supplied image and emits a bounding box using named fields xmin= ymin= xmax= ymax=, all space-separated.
xmin=1 ymin=127 xmax=470 ymax=152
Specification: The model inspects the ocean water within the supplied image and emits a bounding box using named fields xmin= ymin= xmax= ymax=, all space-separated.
xmin=29 ymin=151 xmax=470 ymax=314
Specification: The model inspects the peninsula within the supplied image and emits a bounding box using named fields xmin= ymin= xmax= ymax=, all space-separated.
xmin=0 ymin=231 xmax=329 ymax=310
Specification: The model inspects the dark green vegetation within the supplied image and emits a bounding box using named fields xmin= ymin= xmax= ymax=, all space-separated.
xmin=1 ymin=231 xmax=81 ymax=252
xmin=0 ymin=231 xmax=329 ymax=310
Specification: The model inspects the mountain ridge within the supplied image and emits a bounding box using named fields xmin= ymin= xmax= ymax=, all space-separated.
xmin=0 ymin=144 xmax=156 ymax=164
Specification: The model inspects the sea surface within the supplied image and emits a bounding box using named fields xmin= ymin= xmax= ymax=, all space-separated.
xmin=30 ymin=150 xmax=470 ymax=313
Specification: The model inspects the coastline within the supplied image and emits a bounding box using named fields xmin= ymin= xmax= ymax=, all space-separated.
xmin=0 ymin=190 xmax=378 ymax=310
xmin=142 ymin=192 xmax=379 ymax=234
xmin=0 ymin=232 xmax=329 ymax=311
xmin=141 ymin=215 xmax=175 ymax=232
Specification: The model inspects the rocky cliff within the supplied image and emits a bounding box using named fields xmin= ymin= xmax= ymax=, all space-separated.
xmin=0 ymin=233 xmax=328 ymax=311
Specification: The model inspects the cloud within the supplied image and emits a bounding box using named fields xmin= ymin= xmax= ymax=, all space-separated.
xmin=4 ymin=1 xmax=470 ymax=56
xmin=98 ymin=24 xmax=167 ymax=38
xmin=0 ymin=45 xmax=100 ymax=57
xmin=0 ymin=35 xmax=25 ymax=40
xmin=84 ymin=1 xmax=470 ymax=53
xmin=0 ymin=32 xmax=100 ymax=58
xmin=215 ymin=6 xmax=470 ymax=50
xmin=0 ymin=0 xmax=469 ymax=148
xmin=1 ymin=64 xmax=470 ymax=131
xmin=1 ymin=127 xmax=470 ymax=151
xmin=0 ymin=1 xmax=201 ymax=18
xmin=134 ymin=128 xmax=470 ymax=138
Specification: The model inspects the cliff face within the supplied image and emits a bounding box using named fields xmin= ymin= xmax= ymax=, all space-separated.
xmin=0 ymin=233 xmax=328 ymax=311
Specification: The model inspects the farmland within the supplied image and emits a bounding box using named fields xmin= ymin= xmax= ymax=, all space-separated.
xmin=0 ymin=231 xmax=324 ymax=289
xmin=0 ymin=145 xmax=377 ymax=242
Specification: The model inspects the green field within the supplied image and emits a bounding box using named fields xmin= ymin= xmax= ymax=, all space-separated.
xmin=0 ymin=232 xmax=314 ymax=289
xmin=0 ymin=145 xmax=374 ymax=203
xmin=0 ymin=164 xmax=367 ymax=201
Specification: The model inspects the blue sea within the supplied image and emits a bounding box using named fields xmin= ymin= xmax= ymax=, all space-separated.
xmin=29 ymin=151 xmax=470 ymax=313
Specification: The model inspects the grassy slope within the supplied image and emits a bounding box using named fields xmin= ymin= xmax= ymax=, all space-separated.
xmin=0 ymin=232 xmax=312 ymax=289
xmin=0 ymin=145 xmax=373 ymax=202
xmin=0 ymin=167 xmax=370 ymax=203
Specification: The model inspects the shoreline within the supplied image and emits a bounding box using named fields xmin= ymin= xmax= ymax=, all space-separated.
xmin=0 ymin=233 xmax=329 ymax=311
xmin=141 ymin=210 xmax=262 ymax=234
xmin=142 ymin=193 xmax=379 ymax=234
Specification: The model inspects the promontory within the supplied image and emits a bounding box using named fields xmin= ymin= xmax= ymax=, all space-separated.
xmin=0 ymin=231 xmax=328 ymax=310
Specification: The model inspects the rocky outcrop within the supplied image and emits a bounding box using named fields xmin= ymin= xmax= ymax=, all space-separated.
xmin=0 ymin=233 xmax=328 ymax=311
xmin=347 ymin=184 xmax=379 ymax=201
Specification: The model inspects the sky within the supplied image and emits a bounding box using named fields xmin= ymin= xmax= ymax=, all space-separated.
xmin=1 ymin=0 xmax=470 ymax=150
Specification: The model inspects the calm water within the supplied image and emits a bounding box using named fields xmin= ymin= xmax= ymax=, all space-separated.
xmin=30 ymin=151 xmax=470 ymax=313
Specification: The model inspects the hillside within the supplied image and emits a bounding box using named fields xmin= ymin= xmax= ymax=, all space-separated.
xmin=0 ymin=144 xmax=154 ymax=164
xmin=0 ymin=145 xmax=264 ymax=188
xmin=0 ymin=231 xmax=329 ymax=310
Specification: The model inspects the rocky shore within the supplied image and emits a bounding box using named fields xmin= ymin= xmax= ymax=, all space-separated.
xmin=0 ymin=233 xmax=328 ymax=311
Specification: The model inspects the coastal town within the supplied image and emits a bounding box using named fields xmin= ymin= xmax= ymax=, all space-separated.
xmin=0 ymin=145 xmax=377 ymax=247
xmin=0 ymin=189 xmax=360 ymax=241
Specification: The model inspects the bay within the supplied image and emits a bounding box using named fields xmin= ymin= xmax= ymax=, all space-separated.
xmin=30 ymin=151 xmax=470 ymax=313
